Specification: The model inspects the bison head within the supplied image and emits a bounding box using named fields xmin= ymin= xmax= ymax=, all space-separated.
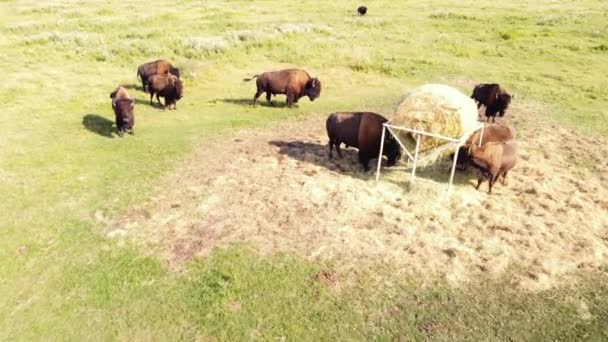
xmin=384 ymin=133 xmax=402 ymax=167
xmin=305 ymin=78 xmax=322 ymax=101
xmin=497 ymin=92 xmax=512 ymax=116
xmin=170 ymin=67 xmax=181 ymax=79
xmin=167 ymin=76 xmax=184 ymax=100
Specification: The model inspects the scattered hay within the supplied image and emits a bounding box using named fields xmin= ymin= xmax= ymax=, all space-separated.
xmin=108 ymin=104 xmax=608 ymax=291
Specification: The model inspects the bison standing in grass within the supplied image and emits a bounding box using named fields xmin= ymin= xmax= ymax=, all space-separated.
xmin=471 ymin=83 xmax=513 ymax=122
xmin=326 ymin=112 xmax=401 ymax=171
xmin=110 ymin=86 xmax=135 ymax=137
xmin=147 ymin=74 xmax=184 ymax=110
xmin=244 ymin=69 xmax=321 ymax=108
xmin=137 ymin=59 xmax=181 ymax=92
xmin=357 ymin=6 xmax=367 ymax=15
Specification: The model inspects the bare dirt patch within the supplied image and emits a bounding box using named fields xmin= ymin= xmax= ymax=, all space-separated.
xmin=107 ymin=102 xmax=608 ymax=291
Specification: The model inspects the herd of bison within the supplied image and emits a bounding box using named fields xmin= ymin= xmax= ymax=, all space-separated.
xmin=109 ymin=51 xmax=516 ymax=195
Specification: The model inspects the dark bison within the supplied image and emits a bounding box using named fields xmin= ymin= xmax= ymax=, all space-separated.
xmin=326 ymin=112 xmax=401 ymax=171
xmin=147 ymin=74 xmax=184 ymax=110
xmin=471 ymin=83 xmax=513 ymax=122
xmin=243 ymin=69 xmax=321 ymax=108
xmin=137 ymin=59 xmax=181 ymax=92
xmin=454 ymin=124 xmax=516 ymax=170
xmin=110 ymin=86 xmax=135 ymax=137
xmin=357 ymin=6 xmax=367 ymax=15
xmin=468 ymin=140 xmax=517 ymax=195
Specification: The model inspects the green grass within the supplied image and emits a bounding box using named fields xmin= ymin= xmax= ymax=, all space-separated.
xmin=1 ymin=0 xmax=607 ymax=340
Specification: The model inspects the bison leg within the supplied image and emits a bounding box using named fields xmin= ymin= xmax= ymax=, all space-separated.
xmin=286 ymin=91 xmax=294 ymax=108
xmin=359 ymin=154 xmax=371 ymax=172
xmin=335 ymin=141 xmax=343 ymax=158
xmin=501 ymin=171 xmax=508 ymax=185
xmin=253 ymin=90 xmax=263 ymax=106
xmin=156 ymin=94 xmax=162 ymax=106
xmin=149 ymin=92 xmax=154 ymax=105
xmin=328 ymin=140 xmax=333 ymax=158
xmin=488 ymin=174 xmax=499 ymax=195
xmin=265 ymin=92 xmax=272 ymax=105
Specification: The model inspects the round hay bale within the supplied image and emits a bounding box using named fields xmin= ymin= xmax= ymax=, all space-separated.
xmin=391 ymin=84 xmax=479 ymax=165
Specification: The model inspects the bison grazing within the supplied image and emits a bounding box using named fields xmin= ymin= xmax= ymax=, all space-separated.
xmin=471 ymin=83 xmax=513 ymax=122
xmin=357 ymin=6 xmax=367 ymax=15
xmin=147 ymin=74 xmax=184 ymax=110
xmin=244 ymin=69 xmax=321 ymax=108
xmin=326 ymin=112 xmax=401 ymax=171
xmin=137 ymin=59 xmax=181 ymax=92
xmin=468 ymin=141 xmax=517 ymax=194
xmin=454 ymin=123 xmax=516 ymax=170
xmin=110 ymin=86 xmax=135 ymax=137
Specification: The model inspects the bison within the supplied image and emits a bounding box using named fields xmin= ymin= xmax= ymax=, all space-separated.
xmin=471 ymin=83 xmax=513 ymax=122
xmin=454 ymin=123 xmax=516 ymax=170
xmin=147 ymin=74 xmax=184 ymax=110
xmin=357 ymin=6 xmax=368 ymax=15
xmin=110 ymin=86 xmax=135 ymax=137
xmin=326 ymin=112 xmax=401 ymax=171
xmin=468 ymin=140 xmax=517 ymax=194
xmin=137 ymin=59 xmax=181 ymax=92
xmin=243 ymin=69 xmax=321 ymax=108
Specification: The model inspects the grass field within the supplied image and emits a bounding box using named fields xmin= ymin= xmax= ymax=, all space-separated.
xmin=1 ymin=0 xmax=607 ymax=340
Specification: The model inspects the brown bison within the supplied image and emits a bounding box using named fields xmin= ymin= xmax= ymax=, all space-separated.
xmin=147 ymin=74 xmax=184 ymax=110
xmin=471 ymin=83 xmax=513 ymax=122
xmin=243 ymin=69 xmax=321 ymax=108
xmin=454 ymin=124 xmax=516 ymax=170
xmin=109 ymin=86 xmax=135 ymax=137
xmin=357 ymin=6 xmax=367 ymax=15
xmin=326 ymin=112 xmax=401 ymax=171
xmin=468 ymin=140 xmax=517 ymax=194
xmin=137 ymin=59 xmax=181 ymax=92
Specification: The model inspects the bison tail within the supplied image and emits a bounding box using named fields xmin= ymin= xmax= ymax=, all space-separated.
xmin=242 ymin=75 xmax=259 ymax=82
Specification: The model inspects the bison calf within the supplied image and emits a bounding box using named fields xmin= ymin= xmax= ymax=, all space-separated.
xmin=326 ymin=112 xmax=401 ymax=171
xmin=110 ymin=86 xmax=135 ymax=137
xmin=147 ymin=74 xmax=184 ymax=109
xmin=468 ymin=141 xmax=517 ymax=194
xmin=471 ymin=83 xmax=513 ymax=123
xmin=244 ymin=69 xmax=321 ymax=108
xmin=454 ymin=123 xmax=516 ymax=170
xmin=137 ymin=59 xmax=181 ymax=92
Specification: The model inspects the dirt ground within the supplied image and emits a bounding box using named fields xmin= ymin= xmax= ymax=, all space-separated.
xmin=106 ymin=101 xmax=608 ymax=291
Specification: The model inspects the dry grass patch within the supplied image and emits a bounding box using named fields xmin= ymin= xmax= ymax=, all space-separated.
xmin=107 ymin=102 xmax=608 ymax=291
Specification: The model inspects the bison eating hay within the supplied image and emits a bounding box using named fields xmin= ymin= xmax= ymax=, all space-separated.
xmin=376 ymin=84 xmax=483 ymax=192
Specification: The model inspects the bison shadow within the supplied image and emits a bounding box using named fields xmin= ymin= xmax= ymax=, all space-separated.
xmin=269 ymin=140 xmax=475 ymax=186
xmin=82 ymin=114 xmax=114 ymax=138
xmin=268 ymin=140 xmax=386 ymax=176
xmin=216 ymin=98 xmax=292 ymax=108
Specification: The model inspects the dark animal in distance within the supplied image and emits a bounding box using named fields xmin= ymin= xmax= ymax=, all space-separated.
xmin=357 ymin=6 xmax=367 ymax=15
xmin=244 ymin=69 xmax=321 ymax=108
xmin=454 ymin=124 xmax=516 ymax=170
xmin=468 ymin=140 xmax=517 ymax=194
xmin=137 ymin=59 xmax=181 ymax=92
xmin=147 ymin=74 xmax=184 ymax=110
xmin=109 ymin=86 xmax=135 ymax=137
xmin=471 ymin=83 xmax=513 ymax=123
xmin=326 ymin=112 xmax=402 ymax=171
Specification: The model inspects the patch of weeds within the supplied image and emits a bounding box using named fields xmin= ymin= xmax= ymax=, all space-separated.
xmin=591 ymin=43 xmax=608 ymax=52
